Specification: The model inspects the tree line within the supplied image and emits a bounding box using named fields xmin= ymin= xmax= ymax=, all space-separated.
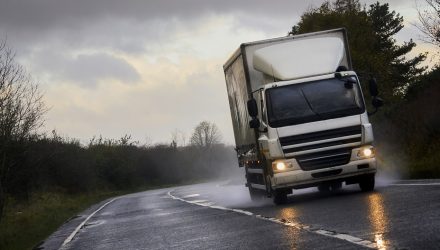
xmin=0 ymin=122 xmax=237 ymax=223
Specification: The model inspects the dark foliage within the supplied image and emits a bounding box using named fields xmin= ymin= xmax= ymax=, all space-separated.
xmin=374 ymin=67 xmax=440 ymax=178
xmin=290 ymin=0 xmax=426 ymax=100
xmin=0 ymin=41 xmax=46 ymax=222
xmin=2 ymin=135 xmax=238 ymax=204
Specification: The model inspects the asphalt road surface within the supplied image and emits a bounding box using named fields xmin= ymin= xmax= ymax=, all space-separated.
xmin=40 ymin=179 xmax=440 ymax=250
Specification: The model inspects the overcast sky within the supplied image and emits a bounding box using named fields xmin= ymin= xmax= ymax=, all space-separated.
xmin=0 ymin=0 xmax=437 ymax=145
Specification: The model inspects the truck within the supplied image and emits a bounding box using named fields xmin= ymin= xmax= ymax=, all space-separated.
xmin=223 ymin=28 xmax=383 ymax=204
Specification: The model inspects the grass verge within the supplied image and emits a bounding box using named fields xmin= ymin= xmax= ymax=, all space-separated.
xmin=0 ymin=190 xmax=128 ymax=250
xmin=0 ymin=181 xmax=199 ymax=250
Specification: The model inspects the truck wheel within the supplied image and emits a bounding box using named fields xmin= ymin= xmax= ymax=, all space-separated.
xmin=330 ymin=182 xmax=342 ymax=191
xmin=318 ymin=184 xmax=330 ymax=192
xmin=359 ymin=174 xmax=375 ymax=192
xmin=273 ymin=190 xmax=288 ymax=205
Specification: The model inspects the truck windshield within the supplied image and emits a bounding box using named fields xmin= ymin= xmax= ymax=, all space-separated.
xmin=265 ymin=77 xmax=364 ymax=128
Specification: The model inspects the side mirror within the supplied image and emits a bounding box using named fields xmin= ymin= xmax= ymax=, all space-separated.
xmin=372 ymin=97 xmax=384 ymax=108
xmin=369 ymin=78 xmax=379 ymax=97
xmin=247 ymin=99 xmax=258 ymax=117
xmin=344 ymin=78 xmax=356 ymax=89
xmin=249 ymin=118 xmax=260 ymax=129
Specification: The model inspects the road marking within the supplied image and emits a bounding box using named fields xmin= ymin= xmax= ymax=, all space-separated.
xmin=182 ymin=194 xmax=200 ymax=198
xmin=197 ymin=202 xmax=215 ymax=206
xmin=188 ymin=199 xmax=209 ymax=204
xmin=390 ymin=183 xmax=440 ymax=186
xmin=231 ymin=208 xmax=254 ymax=216
xmin=168 ymin=190 xmax=377 ymax=249
xmin=61 ymin=198 xmax=118 ymax=248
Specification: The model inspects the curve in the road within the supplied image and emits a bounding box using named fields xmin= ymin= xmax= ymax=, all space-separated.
xmin=61 ymin=198 xmax=120 ymax=247
xmin=167 ymin=190 xmax=378 ymax=249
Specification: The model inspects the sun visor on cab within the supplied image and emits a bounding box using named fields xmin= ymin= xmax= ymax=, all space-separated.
xmin=252 ymin=37 xmax=345 ymax=81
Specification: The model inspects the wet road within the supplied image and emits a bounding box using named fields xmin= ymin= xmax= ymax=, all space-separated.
xmin=41 ymin=180 xmax=440 ymax=250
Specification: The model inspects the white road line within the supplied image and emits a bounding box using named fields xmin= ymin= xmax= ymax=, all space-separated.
xmin=197 ymin=202 xmax=215 ymax=206
xmin=168 ymin=190 xmax=377 ymax=249
xmin=188 ymin=199 xmax=209 ymax=204
xmin=390 ymin=183 xmax=440 ymax=186
xmin=182 ymin=194 xmax=200 ymax=198
xmin=61 ymin=198 xmax=118 ymax=248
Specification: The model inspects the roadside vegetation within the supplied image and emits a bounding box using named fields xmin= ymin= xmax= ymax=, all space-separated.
xmin=0 ymin=0 xmax=439 ymax=249
xmin=0 ymin=190 xmax=125 ymax=250
xmin=376 ymin=68 xmax=440 ymax=178
xmin=0 ymin=125 xmax=238 ymax=250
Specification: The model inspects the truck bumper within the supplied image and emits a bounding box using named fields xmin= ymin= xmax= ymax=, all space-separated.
xmin=271 ymin=158 xmax=376 ymax=190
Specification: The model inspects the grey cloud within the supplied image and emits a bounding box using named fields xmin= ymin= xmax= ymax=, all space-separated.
xmin=0 ymin=0 xmax=313 ymax=40
xmin=2 ymin=0 xmax=418 ymax=86
xmin=0 ymin=0 xmax=307 ymax=27
xmin=31 ymin=50 xmax=140 ymax=87
xmin=0 ymin=0 xmax=414 ymax=55
xmin=105 ymin=64 xmax=233 ymax=142
xmin=0 ymin=0 xmax=414 ymax=33
xmin=64 ymin=53 xmax=140 ymax=86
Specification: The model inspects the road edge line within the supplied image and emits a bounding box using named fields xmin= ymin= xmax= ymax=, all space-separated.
xmin=60 ymin=198 xmax=118 ymax=248
xmin=167 ymin=190 xmax=377 ymax=249
xmin=390 ymin=183 xmax=440 ymax=186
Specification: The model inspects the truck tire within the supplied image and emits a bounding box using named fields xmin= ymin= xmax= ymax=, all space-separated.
xmin=359 ymin=174 xmax=375 ymax=192
xmin=273 ymin=190 xmax=288 ymax=205
xmin=330 ymin=182 xmax=342 ymax=191
xmin=318 ymin=184 xmax=330 ymax=192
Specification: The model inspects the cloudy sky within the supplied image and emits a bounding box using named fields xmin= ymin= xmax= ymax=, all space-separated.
xmin=0 ymin=0 xmax=437 ymax=145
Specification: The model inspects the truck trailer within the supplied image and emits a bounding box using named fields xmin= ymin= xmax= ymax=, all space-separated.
xmin=223 ymin=28 xmax=383 ymax=204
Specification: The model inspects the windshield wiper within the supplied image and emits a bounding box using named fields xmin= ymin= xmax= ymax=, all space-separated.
xmin=299 ymin=88 xmax=322 ymax=119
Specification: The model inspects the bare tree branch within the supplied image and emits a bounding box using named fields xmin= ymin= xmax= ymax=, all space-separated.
xmin=0 ymin=40 xmax=47 ymax=221
xmin=416 ymin=0 xmax=440 ymax=47
xmin=190 ymin=121 xmax=222 ymax=149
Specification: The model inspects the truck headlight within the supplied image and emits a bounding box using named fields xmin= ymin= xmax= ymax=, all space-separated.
xmin=362 ymin=148 xmax=372 ymax=157
xmin=276 ymin=162 xmax=286 ymax=171
xmin=357 ymin=147 xmax=374 ymax=158
xmin=272 ymin=160 xmax=296 ymax=171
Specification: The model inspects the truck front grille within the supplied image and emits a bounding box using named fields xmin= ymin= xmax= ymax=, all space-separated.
xmin=296 ymin=148 xmax=352 ymax=171
xmin=279 ymin=125 xmax=362 ymax=154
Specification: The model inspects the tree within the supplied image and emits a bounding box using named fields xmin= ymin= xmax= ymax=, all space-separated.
xmin=416 ymin=0 xmax=440 ymax=48
xmin=170 ymin=129 xmax=187 ymax=147
xmin=289 ymin=0 xmax=426 ymax=99
xmin=190 ymin=121 xmax=222 ymax=149
xmin=0 ymin=40 xmax=46 ymax=221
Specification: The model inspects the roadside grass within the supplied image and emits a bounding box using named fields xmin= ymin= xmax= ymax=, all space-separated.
xmin=0 ymin=180 xmax=201 ymax=250
xmin=0 ymin=190 xmax=128 ymax=250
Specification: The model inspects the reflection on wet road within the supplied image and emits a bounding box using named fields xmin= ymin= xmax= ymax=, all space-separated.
xmin=367 ymin=193 xmax=388 ymax=250
xmin=171 ymin=180 xmax=440 ymax=249
xmin=278 ymin=207 xmax=299 ymax=221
